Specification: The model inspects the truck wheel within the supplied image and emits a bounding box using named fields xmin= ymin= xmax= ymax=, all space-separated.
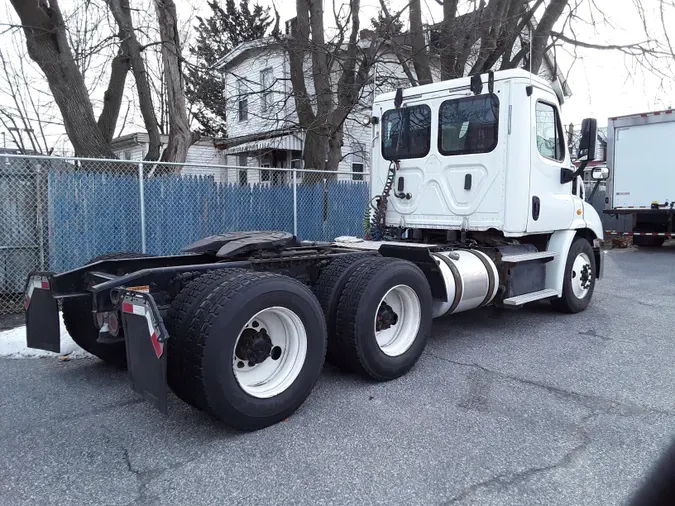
xmin=551 ymin=238 xmax=596 ymax=314
xmin=334 ymin=257 xmax=433 ymax=380
xmin=312 ymin=254 xmax=373 ymax=367
xmin=62 ymin=252 xmax=153 ymax=367
xmin=165 ymin=269 xmax=247 ymax=407
xmin=173 ymin=270 xmax=327 ymax=430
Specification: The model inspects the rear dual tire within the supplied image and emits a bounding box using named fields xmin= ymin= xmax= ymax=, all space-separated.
xmin=166 ymin=270 xmax=327 ymax=431
xmin=316 ymin=256 xmax=433 ymax=381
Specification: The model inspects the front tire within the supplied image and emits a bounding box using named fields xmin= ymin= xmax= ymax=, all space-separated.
xmin=170 ymin=270 xmax=327 ymax=430
xmin=551 ymin=238 xmax=596 ymax=314
xmin=333 ymin=257 xmax=433 ymax=380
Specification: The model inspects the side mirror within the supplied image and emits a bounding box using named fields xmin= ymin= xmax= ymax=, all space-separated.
xmin=577 ymin=118 xmax=598 ymax=161
xmin=591 ymin=166 xmax=609 ymax=181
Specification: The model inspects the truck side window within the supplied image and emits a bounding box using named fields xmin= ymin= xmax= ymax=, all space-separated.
xmin=382 ymin=105 xmax=431 ymax=160
xmin=438 ymin=95 xmax=499 ymax=156
xmin=535 ymin=101 xmax=565 ymax=161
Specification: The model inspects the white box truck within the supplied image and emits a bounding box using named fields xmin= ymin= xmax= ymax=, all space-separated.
xmin=605 ymin=109 xmax=675 ymax=246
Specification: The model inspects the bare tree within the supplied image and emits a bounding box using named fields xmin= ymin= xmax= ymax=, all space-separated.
xmin=7 ymin=0 xmax=198 ymax=162
xmin=278 ymin=0 xmax=406 ymax=177
xmin=0 ymin=45 xmax=53 ymax=154
xmin=8 ymin=0 xmax=117 ymax=158
xmin=405 ymin=0 xmax=675 ymax=86
xmin=106 ymin=0 xmax=162 ymax=159
xmin=152 ymin=0 xmax=197 ymax=163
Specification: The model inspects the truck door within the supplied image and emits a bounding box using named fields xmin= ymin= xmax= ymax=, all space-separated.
xmin=526 ymin=92 xmax=575 ymax=233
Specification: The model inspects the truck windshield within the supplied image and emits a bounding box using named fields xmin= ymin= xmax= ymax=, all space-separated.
xmin=438 ymin=94 xmax=499 ymax=156
xmin=382 ymin=105 xmax=431 ymax=160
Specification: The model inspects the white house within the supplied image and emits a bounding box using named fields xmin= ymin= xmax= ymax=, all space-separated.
xmin=110 ymin=132 xmax=231 ymax=183
xmin=213 ymin=37 xmax=372 ymax=185
xmin=213 ymin=21 xmax=571 ymax=186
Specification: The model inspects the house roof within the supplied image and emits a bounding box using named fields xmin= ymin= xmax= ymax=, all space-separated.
xmin=111 ymin=132 xmax=216 ymax=150
xmin=213 ymin=37 xmax=281 ymax=70
xmin=213 ymin=127 xmax=302 ymax=150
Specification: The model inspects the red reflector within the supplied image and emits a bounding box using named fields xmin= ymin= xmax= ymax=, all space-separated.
xmin=150 ymin=331 xmax=163 ymax=359
xmin=41 ymin=281 xmax=50 ymax=289
xmin=121 ymin=302 xmax=134 ymax=314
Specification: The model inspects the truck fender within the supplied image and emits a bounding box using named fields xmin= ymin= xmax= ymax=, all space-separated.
xmin=582 ymin=201 xmax=604 ymax=239
xmin=545 ymin=230 xmax=577 ymax=295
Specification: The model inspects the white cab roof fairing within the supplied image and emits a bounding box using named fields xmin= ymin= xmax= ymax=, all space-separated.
xmin=373 ymin=69 xmax=555 ymax=106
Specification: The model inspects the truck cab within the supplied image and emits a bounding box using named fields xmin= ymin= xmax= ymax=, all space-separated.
xmin=371 ymin=69 xmax=602 ymax=240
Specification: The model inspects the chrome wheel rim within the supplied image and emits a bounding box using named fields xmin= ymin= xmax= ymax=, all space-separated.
xmin=232 ymin=307 xmax=307 ymax=398
xmin=373 ymin=284 xmax=422 ymax=357
xmin=571 ymin=252 xmax=592 ymax=299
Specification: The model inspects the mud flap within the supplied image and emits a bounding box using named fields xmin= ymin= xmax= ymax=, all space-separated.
xmin=25 ymin=273 xmax=60 ymax=353
xmin=118 ymin=290 xmax=168 ymax=413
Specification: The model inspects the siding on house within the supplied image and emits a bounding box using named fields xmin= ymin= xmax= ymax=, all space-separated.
xmin=110 ymin=135 xmax=229 ymax=183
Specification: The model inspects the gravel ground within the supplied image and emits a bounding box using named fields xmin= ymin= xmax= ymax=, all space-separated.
xmin=1 ymin=247 xmax=674 ymax=506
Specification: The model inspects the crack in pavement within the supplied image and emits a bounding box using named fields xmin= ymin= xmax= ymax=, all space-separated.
xmin=442 ymin=413 xmax=597 ymax=505
xmin=104 ymin=437 xmax=199 ymax=506
xmin=424 ymin=351 xmax=675 ymax=419
xmin=425 ymin=352 xmax=675 ymax=503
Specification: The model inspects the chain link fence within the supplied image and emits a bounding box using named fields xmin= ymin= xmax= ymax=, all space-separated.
xmin=0 ymin=154 xmax=371 ymax=314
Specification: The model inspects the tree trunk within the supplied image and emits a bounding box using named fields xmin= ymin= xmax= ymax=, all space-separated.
xmin=107 ymin=0 xmax=162 ymax=160
xmin=326 ymin=128 xmax=343 ymax=173
xmin=409 ymin=0 xmax=433 ymax=85
xmin=153 ymin=0 xmax=195 ymax=164
xmin=302 ymin=129 xmax=328 ymax=183
xmin=9 ymin=0 xmax=115 ymax=158
xmin=530 ymin=0 xmax=569 ymax=74
xmin=97 ymin=50 xmax=130 ymax=143
xmin=440 ymin=0 xmax=459 ymax=80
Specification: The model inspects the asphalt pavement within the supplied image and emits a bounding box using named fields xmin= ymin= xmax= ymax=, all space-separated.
xmin=1 ymin=246 xmax=675 ymax=506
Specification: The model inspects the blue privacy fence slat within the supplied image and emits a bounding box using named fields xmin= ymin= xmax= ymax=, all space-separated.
xmin=48 ymin=170 xmax=141 ymax=272
xmin=47 ymin=170 xmax=369 ymax=270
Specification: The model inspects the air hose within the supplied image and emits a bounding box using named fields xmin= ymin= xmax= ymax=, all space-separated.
xmin=365 ymin=160 xmax=399 ymax=240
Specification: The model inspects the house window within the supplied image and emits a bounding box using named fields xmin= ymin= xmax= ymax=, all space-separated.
xmin=285 ymin=17 xmax=297 ymax=36
xmin=261 ymin=165 xmax=271 ymax=182
xmin=352 ymin=163 xmax=364 ymax=181
xmin=535 ymin=101 xmax=565 ymax=161
xmin=238 ymin=154 xmax=247 ymax=184
xmin=237 ymin=79 xmax=248 ymax=122
xmin=352 ymin=142 xmax=365 ymax=181
xmin=438 ymin=94 xmax=499 ymax=156
xmin=261 ymin=68 xmax=273 ymax=112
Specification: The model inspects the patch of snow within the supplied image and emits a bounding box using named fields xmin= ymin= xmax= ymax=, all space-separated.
xmin=0 ymin=312 xmax=93 ymax=359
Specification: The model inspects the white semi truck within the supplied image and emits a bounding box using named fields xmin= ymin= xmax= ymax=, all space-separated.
xmin=24 ymin=69 xmax=607 ymax=430
xmin=604 ymin=108 xmax=675 ymax=246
